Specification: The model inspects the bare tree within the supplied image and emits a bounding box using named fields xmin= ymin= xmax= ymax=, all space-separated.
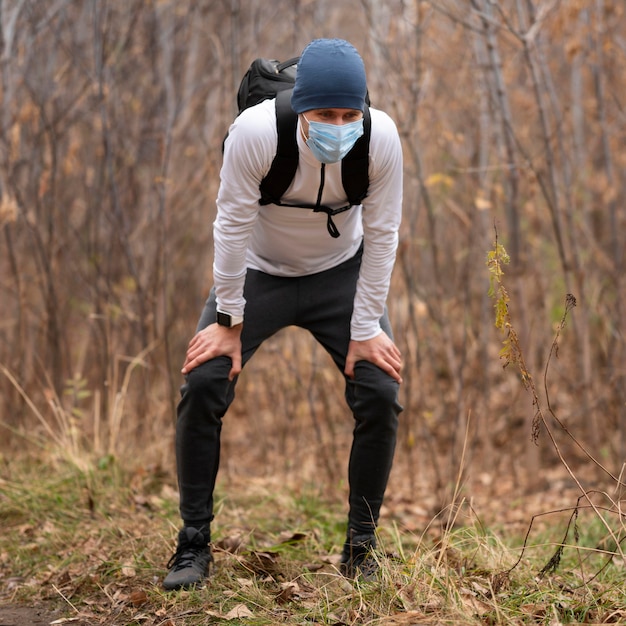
xmin=1 ymin=0 xmax=625 ymax=501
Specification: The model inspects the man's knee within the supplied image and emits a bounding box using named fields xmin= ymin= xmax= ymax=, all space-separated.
xmin=178 ymin=357 xmax=234 ymax=415
xmin=349 ymin=361 xmax=403 ymax=420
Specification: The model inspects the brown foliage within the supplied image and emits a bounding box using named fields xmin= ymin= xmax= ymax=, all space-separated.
xmin=1 ymin=1 xmax=625 ymax=502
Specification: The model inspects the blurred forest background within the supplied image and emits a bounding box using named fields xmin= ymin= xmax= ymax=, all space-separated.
xmin=1 ymin=0 xmax=625 ymax=515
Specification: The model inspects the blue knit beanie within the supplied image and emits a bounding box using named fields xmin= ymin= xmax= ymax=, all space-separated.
xmin=291 ymin=39 xmax=367 ymax=113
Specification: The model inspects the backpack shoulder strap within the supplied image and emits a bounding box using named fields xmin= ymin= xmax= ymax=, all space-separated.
xmin=259 ymin=89 xmax=298 ymax=206
xmin=341 ymin=104 xmax=371 ymax=205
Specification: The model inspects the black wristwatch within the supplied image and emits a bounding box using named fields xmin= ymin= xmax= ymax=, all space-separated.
xmin=216 ymin=310 xmax=244 ymax=328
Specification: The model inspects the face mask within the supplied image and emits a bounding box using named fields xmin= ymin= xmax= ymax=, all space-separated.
xmin=303 ymin=116 xmax=364 ymax=164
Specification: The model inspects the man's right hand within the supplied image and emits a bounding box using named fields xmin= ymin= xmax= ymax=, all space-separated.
xmin=181 ymin=322 xmax=243 ymax=381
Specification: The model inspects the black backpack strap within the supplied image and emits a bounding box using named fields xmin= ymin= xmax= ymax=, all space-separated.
xmin=341 ymin=104 xmax=370 ymax=205
xmin=259 ymin=89 xmax=298 ymax=206
xmin=260 ymin=91 xmax=371 ymax=218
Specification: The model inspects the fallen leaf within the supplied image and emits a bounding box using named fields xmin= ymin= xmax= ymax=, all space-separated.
xmin=224 ymin=603 xmax=254 ymax=620
xmin=121 ymin=562 xmax=136 ymax=577
xmin=216 ymin=534 xmax=245 ymax=553
xmin=129 ymin=589 xmax=148 ymax=607
xmin=240 ymin=550 xmax=281 ymax=576
xmin=275 ymin=581 xmax=299 ymax=604
xmin=276 ymin=531 xmax=307 ymax=545
xmin=304 ymin=562 xmax=323 ymax=572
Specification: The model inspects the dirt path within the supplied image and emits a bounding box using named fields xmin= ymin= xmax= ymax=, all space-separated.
xmin=0 ymin=605 xmax=50 ymax=625
xmin=0 ymin=604 xmax=84 ymax=626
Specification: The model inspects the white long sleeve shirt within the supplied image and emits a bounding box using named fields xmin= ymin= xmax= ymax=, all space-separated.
xmin=213 ymin=97 xmax=403 ymax=341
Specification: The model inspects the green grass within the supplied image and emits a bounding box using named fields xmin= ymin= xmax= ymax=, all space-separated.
xmin=1 ymin=457 xmax=626 ymax=625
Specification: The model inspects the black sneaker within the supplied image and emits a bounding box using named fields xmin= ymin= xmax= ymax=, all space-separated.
xmin=163 ymin=526 xmax=213 ymax=590
xmin=339 ymin=532 xmax=378 ymax=581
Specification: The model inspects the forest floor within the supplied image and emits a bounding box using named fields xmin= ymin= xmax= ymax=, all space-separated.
xmin=3 ymin=450 xmax=620 ymax=626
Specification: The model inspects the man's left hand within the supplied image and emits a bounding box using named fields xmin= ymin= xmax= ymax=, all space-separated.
xmin=345 ymin=332 xmax=403 ymax=383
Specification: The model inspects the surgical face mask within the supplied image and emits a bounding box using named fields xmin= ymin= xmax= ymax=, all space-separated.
xmin=303 ymin=116 xmax=364 ymax=164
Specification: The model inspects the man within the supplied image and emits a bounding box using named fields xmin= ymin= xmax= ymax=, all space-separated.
xmin=164 ymin=38 xmax=403 ymax=590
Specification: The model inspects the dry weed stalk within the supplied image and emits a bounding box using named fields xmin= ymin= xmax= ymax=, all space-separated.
xmin=487 ymin=227 xmax=626 ymax=579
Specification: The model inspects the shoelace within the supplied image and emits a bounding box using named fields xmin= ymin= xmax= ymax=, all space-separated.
xmin=167 ymin=544 xmax=206 ymax=571
xmin=355 ymin=553 xmax=379 ymax=579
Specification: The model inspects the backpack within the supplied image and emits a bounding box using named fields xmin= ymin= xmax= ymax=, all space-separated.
xmin=232 ymin=57 xmax=371 ymax=238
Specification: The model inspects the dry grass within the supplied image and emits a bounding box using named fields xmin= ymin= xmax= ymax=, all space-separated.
xmin=2 ymin=450 xmax=626 ymax=625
